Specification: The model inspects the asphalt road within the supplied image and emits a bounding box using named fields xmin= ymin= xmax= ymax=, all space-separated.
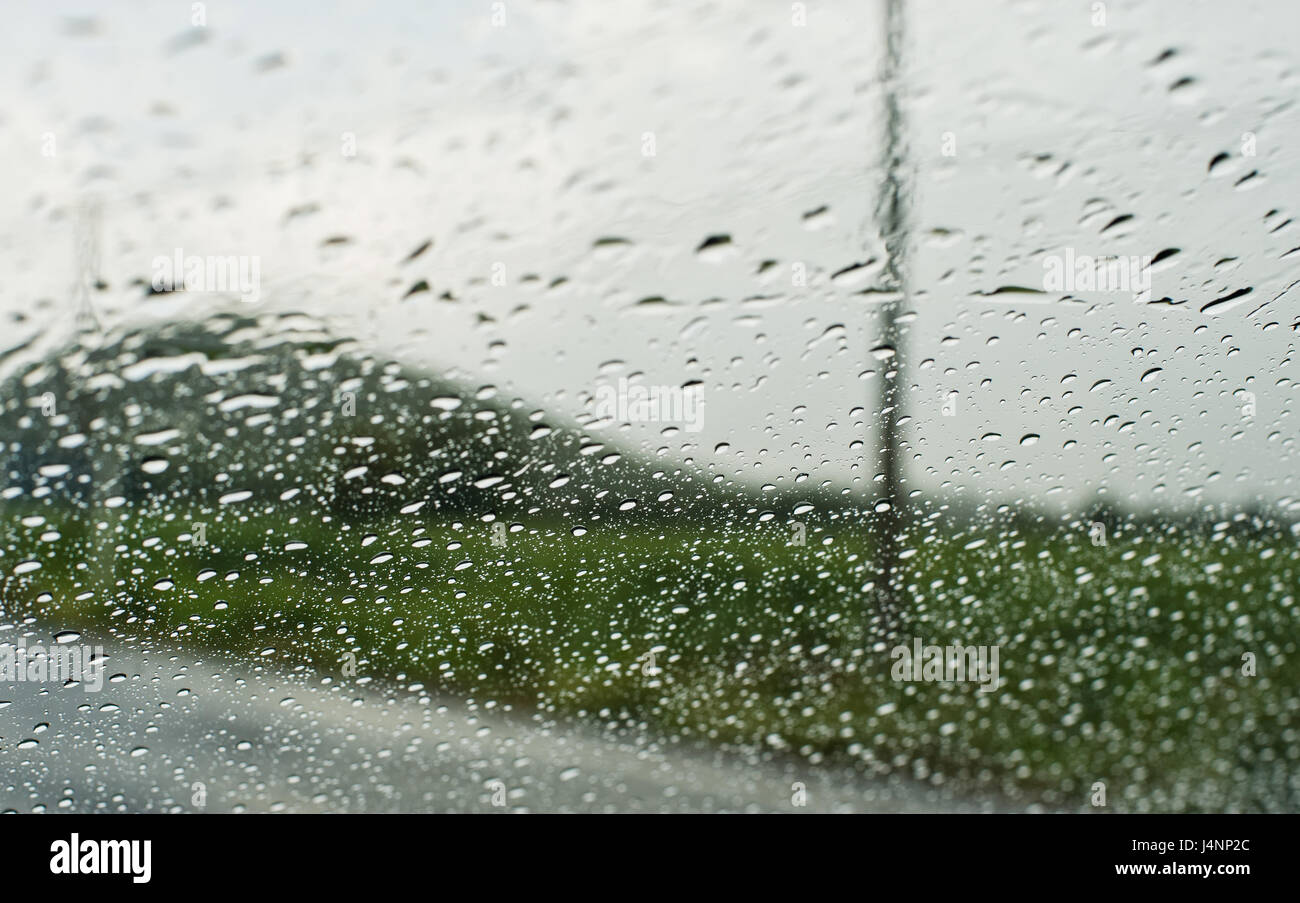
xmin=1 ymin=630 xmax=1019 ymax=813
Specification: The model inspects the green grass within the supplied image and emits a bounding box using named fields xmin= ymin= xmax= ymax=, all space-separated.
xmin=2 ymin=498 xmax=1297 ymax=811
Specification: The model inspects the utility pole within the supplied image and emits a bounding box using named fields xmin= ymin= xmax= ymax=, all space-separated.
xmin=73 ymin=195 xmax=103 ymax=337
xmin=873 ymin=0 xmax=909 ymax=624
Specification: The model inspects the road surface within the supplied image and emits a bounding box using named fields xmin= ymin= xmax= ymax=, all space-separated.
xmin=1 ymin=629 xmax=1024 ymax=813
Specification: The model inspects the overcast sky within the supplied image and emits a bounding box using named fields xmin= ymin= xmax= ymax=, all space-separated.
xmin=2 ymin=0 xmax=1297 ymax=516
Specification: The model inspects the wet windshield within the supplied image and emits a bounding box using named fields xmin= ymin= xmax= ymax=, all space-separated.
xmin=1 ymin=0 xmax=1297 ymax=814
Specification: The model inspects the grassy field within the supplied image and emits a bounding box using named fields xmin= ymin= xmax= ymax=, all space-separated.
xmin=3 ymin=497 xmax=1296 ymax=812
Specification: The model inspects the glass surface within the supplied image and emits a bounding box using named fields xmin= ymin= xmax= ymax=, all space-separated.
xmin=1 ymin=0 xmax=1297 ymax=813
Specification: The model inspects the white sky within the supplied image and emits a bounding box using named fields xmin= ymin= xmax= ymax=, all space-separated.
xmin=2 ymin=0 xmax=1297 ymax=515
